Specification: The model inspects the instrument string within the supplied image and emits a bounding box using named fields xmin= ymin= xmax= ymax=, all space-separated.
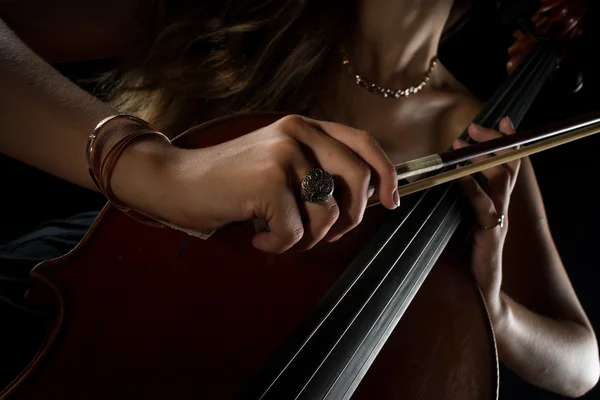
xmin=242 ymin=29 xmax=566 ymax=400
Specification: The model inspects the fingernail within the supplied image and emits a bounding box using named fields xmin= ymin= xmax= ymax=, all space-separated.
xmin=393 ymin=190 xmax=400 ymax=208
xmin=505 ymin=116 xmax=515 ymax=130
xmin=455 ymin=138 xmax=469 ymax=146
xmin=469 ymin=123 xmax=483 ymax=132
xmin=329 ymin=234 xmax=341 ymax=242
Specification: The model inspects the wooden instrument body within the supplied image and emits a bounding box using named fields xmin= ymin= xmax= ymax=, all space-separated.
xmin=1 ymin=114 xmax=498 ymax=399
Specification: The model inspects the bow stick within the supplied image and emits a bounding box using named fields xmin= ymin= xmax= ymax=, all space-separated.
xmin=367 ymin=110 xmax=600 ymax=207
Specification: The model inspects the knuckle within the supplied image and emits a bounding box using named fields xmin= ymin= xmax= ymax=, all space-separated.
xmin=301 ymin=242 xmax=317 ymax=251
xmin=354 ymin=160 xmax=371 ymax=182
xmin=471 ymin=181 xmax=486 ymax=198
xmin=277 ymin=114 xmax=305 ymax=132
xmin=287 ymin=225 xmax=305 ymax=244
xmin=326 ymin=202 xmax=341 ymax=226
xmin=270 ymin=245 xmax=288 ymax=255
xmin=356 ymin=129 xmax=377 ymax=147
xmin=263 ymin=164 xmax=289 ymax=187
xmin=490 ymin=227 xmax=504 ymax=241
xmin=346 ymin=209 xmax=365 ymax=228
xmin=387 ymin=162 xmax=398 ymax=177
xmin=272 ymin=136 xmax=302 ymax=160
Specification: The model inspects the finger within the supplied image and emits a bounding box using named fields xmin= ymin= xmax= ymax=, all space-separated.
xmin=467 ymin=116 xmax=516 ymax=143
xmin=268 ymin=138 xmax=344 ymax=250
xmin=467 ymin=117 xmax=519 ymax=166
xmin=278 ymin=116 xmax=374 ymax=240
xmin=453 ymin=138 xmax=516 ymax=213
xmin=454 ymin=138 xmax=507 ymax=191
xmin=299 ymin=116 xmax=399 ymax=211
xmin=453 ymin=137 xmax=518 ymax=176
xmin=453 ymin=137 xmax=516 ymax=177
xmin=463 ymin=119 xmax=521 ymax=183
xmin=291 ymin=156 xmax=341 ymax=250
xmin=252 ymin=188 xmax=304 ymax=254
xmin=294 ymin=196 xmax=341 ymax=250
xmin=494 ymin=117 xmax=521 ymax=181
xmin=458 ymin=175 xmax=502 ymax=231
xmin=498 ymin=116 xmax=516 ymax=135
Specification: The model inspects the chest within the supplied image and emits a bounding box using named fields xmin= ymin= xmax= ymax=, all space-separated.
xmin=311 ymin=87 xmax=478 ymax=166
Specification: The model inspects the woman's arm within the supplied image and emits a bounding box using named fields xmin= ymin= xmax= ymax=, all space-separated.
xmin=0 ymin=16 xmax=401 ymax=254
xmin=0 ymin=16 xmax=139 ymax=190
xmin=449 ymin=97 xmax=600 ymax=397
xmin=497 ymin=157 xmax=600 ymax=397
xmin=0 ymin=13 xmax=185 ymax=223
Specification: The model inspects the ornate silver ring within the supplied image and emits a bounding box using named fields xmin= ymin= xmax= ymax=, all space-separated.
xmin=300 ymin=168 xmax=334 ymax=205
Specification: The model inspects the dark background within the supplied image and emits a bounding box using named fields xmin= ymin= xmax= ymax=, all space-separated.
xmin=1 ymin=0 xmax=599 ymax=398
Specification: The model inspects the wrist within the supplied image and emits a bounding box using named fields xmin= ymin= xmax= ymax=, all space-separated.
xmin=109 ymin=134 xmax=182 ymax=218
xmin=487 ymin=292 xmax=512 ymax=336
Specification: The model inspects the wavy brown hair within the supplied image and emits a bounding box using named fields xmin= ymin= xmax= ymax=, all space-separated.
xmin=103 ymin=0 xmax=474 ymax=134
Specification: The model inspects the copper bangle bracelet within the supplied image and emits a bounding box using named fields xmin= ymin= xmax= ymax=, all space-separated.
xmin=86 ymin=114 xmax=159 ymax=190
xmin=86 ymin=114 xmax=171 ymax=228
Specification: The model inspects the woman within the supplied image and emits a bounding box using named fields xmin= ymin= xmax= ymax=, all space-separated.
xmin=0 ymin=0 xmax=599 ymax=397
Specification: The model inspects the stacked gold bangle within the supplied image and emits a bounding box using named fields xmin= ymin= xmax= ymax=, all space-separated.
xmin=86 ymin=114 xmax=171 ymax=228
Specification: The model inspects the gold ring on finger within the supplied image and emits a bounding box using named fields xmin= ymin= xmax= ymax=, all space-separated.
xmin=482 ymin=214 xmax=505 ymax=230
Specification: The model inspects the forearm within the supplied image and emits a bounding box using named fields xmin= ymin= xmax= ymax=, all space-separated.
xmin=492 ymin=292 xmax=600 ymax=397
xmin=0 ymin=17 xmax=119 ymax=191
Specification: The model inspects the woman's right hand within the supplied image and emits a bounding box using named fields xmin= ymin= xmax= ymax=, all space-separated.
xmin=114 ymin=115 xmax=400 ymax=254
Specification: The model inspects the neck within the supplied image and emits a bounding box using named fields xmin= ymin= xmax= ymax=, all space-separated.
xmin=347 ymin=0 xmax=454 ymax=89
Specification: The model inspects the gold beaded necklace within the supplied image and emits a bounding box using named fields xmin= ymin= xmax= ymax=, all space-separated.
xmin=340 ymin=50 xmax=439 ymax=99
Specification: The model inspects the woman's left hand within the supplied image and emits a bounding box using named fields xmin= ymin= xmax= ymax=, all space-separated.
xmin=452 ymin=116 xmax=520 ymax=315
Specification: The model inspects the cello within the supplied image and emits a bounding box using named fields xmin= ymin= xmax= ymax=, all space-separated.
xmin=0 ymin=1 xmax=593 ymax=398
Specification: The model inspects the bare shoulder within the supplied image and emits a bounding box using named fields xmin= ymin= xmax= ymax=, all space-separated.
xmin=434 ymin=66 xmax=484 ymax=145
xmin=0 ymin=0 xmax=146 ymax=62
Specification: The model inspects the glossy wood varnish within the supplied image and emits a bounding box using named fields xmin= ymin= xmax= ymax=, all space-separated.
xmin=1 ymin=113 xmax=498 ymax=399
